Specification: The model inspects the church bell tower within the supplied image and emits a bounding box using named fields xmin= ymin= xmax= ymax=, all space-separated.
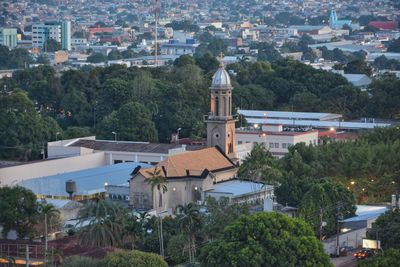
xmin=205 ymin=56 xmax=236 ymax=158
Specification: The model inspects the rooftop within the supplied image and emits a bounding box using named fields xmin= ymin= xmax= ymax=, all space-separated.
xmin=343 ymin=205 xmax=388 ymax=222
xmin=236 ymin=129 xmax=318 ymax=136
xmin=137 ymin=147 xmax=236 ymax=179
xmin=245 ymin=118 xmax=391 ymax=130
xmin=238 ymin=109 xmax=342 ymax=121
xmin=205 ymin=179 xmax=272 ymax=198
xmin=18 ymin=162 xmax=151 ymax=197
xmin=211 ymin=66 xmax=232 ymax=89
xmin=69 ymin=139 xmax=205 ymax=154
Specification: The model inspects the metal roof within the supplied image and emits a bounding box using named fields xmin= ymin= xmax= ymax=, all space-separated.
xmin=245 ymin=118 xmax=391 ymax=130
xmin=239 ymin=109 xmax=342 ymax=121
xmin=211 ymin=66 xmax=232 ymax=89
xmin=206 ymin=179 xmax=272 ymax=198
xmin=18 ymin=162 xmax=151 ymax=197
xmin=343 ymin=205 xmax=388 ymax=222
xmin=69 ymin=139 xmax=205 ymax=154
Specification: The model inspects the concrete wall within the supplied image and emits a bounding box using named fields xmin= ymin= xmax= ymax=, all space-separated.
xmin=323 ymin=228 xmax=366 ymax=255
xmin=130 ymin=174 xmax=153 ymax=210
xmin=130 ymin=168 xmax=236 ymax=211
xmin=105 ymin=151 xmax=165 ymax=165
xmin=0 ymin=152 xmax=107 ymax=187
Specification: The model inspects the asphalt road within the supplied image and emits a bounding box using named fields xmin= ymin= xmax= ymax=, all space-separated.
xmin=330 ymin=255 xmax=358 ymax=267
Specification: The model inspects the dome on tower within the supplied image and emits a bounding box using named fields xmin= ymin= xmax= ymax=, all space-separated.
xmin=211 ymin=66 xmax=232 ymax=89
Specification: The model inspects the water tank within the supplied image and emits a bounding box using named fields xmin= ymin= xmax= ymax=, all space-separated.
xmin=66 ymin=180 xmax=77 ymax=197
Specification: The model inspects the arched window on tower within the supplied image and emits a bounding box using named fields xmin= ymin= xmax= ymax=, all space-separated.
xmin=228 ymin=96 xmax=231 ymax=116
xmin=223 ymin=97 xmax=227 ymax=116
xmin=215 ymin=97 xmax=219 ymax=116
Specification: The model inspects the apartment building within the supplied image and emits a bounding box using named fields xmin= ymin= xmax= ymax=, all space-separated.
xmin=32 ymin=21 xmax=71 ymax=50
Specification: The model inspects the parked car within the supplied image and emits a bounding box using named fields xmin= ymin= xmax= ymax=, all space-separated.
xmin=354 ymin=249 xmax=375 ymax=260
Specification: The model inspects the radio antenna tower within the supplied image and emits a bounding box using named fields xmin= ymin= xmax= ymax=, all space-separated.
xmin=154 ymin=0 xmax=161 ymax=66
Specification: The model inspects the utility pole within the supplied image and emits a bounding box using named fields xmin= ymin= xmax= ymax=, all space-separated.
xmin=336 ymin=203 xmax=343 ymax=257
xmin=319 ymin=208 xmax=323 ymax=241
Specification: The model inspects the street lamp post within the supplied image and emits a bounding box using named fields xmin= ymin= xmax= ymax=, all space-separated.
xmin=112 ymin=131 xmax=117 ymax=141
xmin=56 ymin=132 xmax=61 ymax=142
xmin=176 ymin=128 xmax=182 ymax=144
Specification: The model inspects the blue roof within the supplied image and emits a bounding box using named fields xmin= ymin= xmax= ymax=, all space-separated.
xmin=18 ymin=162 xmax=151 ymax=197
xmin=245 ymin=118 xmax=391 ymax=130
xmin=343 ymin=205 xmax=388 ymax=222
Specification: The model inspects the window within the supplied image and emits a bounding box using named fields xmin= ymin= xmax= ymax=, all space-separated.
xmin=275 ymin=143 xmax=279 ymax=148
xmin=238 ymin=141 xmax=243 ymax=145
xmin=269 ymin=142 xmax=274 ymax=148
xmin=228 ymin=96 xmax=231 ymax=116
xmin=215 ymin=97 xmax=219 ymax=116
xmin=114 ymin=160 xmax=123 ymax=164
xmin=282 ymin=143 xmax=287 ymax=149
xmin=223 ymin=97 xmax=227 ymax=116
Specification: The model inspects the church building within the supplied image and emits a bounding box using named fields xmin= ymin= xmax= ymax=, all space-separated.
xmin=129 ymin=62 xmax=270 ymax=211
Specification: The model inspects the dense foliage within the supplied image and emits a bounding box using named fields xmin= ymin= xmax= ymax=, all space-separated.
xmin=104 ymin=250 xmax=168 ymax=267
xmin=0 ymin=45 xmax=34 ymax=69
xmin=199 ymin=212 xmax=332 ymax=267
xmin=74 ymin=198 xmax=249 ymax=265
xmin=358 ymin=249 xmax=400 ymax=267
xmin=238 ymin=127 xmax=400 ymax=236
xmin=1 ymin=56 xmax=400 ymax=160
xmin=276 ymin=127 xmax=400 ymax=204
xmin=368 ymin=210 xmax=400 ymax=250
xmin=0 ymin=186 xmax=38 ymax=238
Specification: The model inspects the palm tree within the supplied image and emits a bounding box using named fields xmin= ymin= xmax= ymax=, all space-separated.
xmin=177 ymin=203 xmax=204 ymax=263
xmin=146 ymin=167 xmax=168 ymax=211
xmin=77 ymin=199 xmax=128 ymax=248
xmin=146 ymin=167 xmax=168 ymax=257
xmin=38 ymin=202 xmax=60 ymax=252
xmin=124 ymin=211 xmax=150 ymax=251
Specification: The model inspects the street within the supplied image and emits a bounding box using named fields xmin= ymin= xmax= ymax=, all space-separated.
xmin=330 ymin=255 xmax=358 ymax=267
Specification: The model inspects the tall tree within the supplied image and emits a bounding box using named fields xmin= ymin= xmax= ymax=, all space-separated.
xmin=177 ymin=203 xmax=204 ymax=263
xmin=77 ymin=199 xmax=128 ymax=247
xmin=38 ymin=201 xmax=60 ymax=251
xmin=0 ymin=186 xmax=38 ymax=238
xmin=238 ymin=143 xmax=282 ymax=184
xmin=97 ymin=101 xmax=158 ymax=142
xmin=369 ymin=210 xmax=400 ymax=249
xmin=199 ymin=212 xmax=332 ymax=267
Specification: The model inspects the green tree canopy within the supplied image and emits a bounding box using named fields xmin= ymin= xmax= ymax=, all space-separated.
xmin=77 ymin=200 xmax=128 ymax=248
xmin=238 ymin=143 xmax=282 ymax=184
xmin=387 ymin=38 xmax=400 ymax=53
xmin=44 ymin=38 xmax=62 ymax=52
xmin=104 ymin=250 xmax=168 ymax=267
xmin=358 ymin=249 xmax=400 ymax=267
xmin=87 ymin=52 xmax=107 ymax=63
xmin=0 ymin=186 xmax=38 ymax=238
xmin=369 ymin=210 xmax=400 ymax=250
xmin=199 ymin=212 xmax=332 ymax=267
xmin=0 ymin=45 xmax=34 ymax=69
xmin=97 ymin=102 xmax=158 ymax=142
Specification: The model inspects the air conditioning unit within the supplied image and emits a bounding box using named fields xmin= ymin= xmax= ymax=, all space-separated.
xmin=197 ymin=200 xmax=202 ymax=205
xmin=125 ymin=196 xmax=130 ymax=201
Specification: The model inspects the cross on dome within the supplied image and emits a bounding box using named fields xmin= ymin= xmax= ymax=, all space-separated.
xmin=218 ymin=52 xmax=225 ymax=67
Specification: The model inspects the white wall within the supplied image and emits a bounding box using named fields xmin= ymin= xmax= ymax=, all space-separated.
xmin=323 ymin=228 xmax=366 ymax=255
xmin=0 ymin=152 xmax=107 ymax=187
